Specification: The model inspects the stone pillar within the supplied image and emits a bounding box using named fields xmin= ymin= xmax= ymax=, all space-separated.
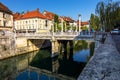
xmin=75 ymin=25 xmax=77 ymax=32
xmin=65 ymin=22 xmax=66 ymax=32
xmin=61 ymin=18 xmax=63 ymax=34
xmin=52 ymin=22 xmax=54 ymax=36
xmin=51 ymin=37 xmax=55 ymax=57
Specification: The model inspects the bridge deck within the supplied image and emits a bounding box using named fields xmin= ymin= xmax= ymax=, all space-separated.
xmin=16 ymin=32 xmax=95 ymax=41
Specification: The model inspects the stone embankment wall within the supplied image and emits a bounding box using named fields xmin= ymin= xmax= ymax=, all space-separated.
xmin=0 ymin=36 xmax=51 ymax=60
xmin=78 ymin=34 xmax=120 ymax=80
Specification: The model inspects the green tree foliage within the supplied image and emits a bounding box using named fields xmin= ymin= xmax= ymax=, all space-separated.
xmin=54 ymin=14 xmax=59 ymax=32
xmin=54 ymin=14 xmax=59 ymax=23
xmin=81 ymin=25 xmax=88 ymax=30
xmin=74 ymin=40 xmax=88 ymax=52
xmin=90 ymin=14 xmax=100 ymax=31
xmin=96 ymin=0 xmax=120 ymax=31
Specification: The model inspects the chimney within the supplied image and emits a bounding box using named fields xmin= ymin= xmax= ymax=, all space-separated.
xmin=37 ymin=8 xmax=40 ymax=12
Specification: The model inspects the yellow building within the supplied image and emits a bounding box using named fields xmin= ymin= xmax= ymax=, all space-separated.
xmin=0 ymin=2 xmax=13 ymax=30
xmin=14 ymin=9 xmax=53 ymax=33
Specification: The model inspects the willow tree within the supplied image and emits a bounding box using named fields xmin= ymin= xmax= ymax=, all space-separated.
xmin=96 ymin=1 xmax=105 ymax=31
xmin=96 ymin=0 xmax=120 ymax=31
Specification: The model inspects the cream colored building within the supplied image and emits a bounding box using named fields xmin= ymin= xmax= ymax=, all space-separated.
xmin=14 ymin=9 xmax=53 ymax=33
xmin=0 ymin=2 xmax=13 ymax=30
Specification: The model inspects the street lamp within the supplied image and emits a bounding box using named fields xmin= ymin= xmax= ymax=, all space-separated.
xmin=78 ymin=14 xmax=81 ymax=33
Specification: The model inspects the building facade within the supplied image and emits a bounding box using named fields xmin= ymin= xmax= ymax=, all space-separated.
xmin=14 ymin=9 xmax=53 ymax=33
xmin=0 ymin=2 xmax=13 ymax=30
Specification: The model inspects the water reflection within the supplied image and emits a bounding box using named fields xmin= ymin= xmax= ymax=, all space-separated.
xmin=73 ymin=49 xmax=90 ymax=62
xmin=0 ymin=40 xmax=95 ymax=80
xmin=0 ymin=51 xmax=37 ymax=80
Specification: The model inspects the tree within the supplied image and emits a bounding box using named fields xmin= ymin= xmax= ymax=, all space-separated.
xmin=96 ymin=0 xmax=120 ymax=31
xmin=54 ymin=14 xmax=59 ymax=23
xmin=54 ymin=14 xmax=59 ymax=32
xmin=81 ymin=26 xmax=88 ymax=30
xmin=96 ymin=2 xmax=105 ymax=31
xmin=90 ymin=14 xmax=100 ymax=31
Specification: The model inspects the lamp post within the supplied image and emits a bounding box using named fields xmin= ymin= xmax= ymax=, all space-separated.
xmin=78 ymin=14 xmax=81 ymax=33
xmin=88 ymin=20 xmax=91 ymax=35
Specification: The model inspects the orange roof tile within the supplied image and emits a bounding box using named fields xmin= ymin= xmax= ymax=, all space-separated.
xmin=43 ymin=11 xmax=55 ymax=20
xmin=81 ymin=21 xmax=89 ymax=26
xmin=76 ymin=20 xmax=89 ymax=26
xmin=13 ymin=13 xmax=22 ymax=20
xmin=61 ymin=16 xmax=74 ymax=23
xmin=22 ymin=9 xmax=46 ymax=19
xmin=14 ymin=9 xmax=47 ymax=20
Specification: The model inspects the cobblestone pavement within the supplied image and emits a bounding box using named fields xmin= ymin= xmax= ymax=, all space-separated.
xmin=112 ymin=35 xmax=120 ymax=53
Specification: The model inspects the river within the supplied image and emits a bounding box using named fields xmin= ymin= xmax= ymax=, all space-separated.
xmin=0 ymin=40 xmax=95 ymax=80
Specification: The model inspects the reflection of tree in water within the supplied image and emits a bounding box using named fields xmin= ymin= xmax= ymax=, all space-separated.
xmin=30 ymin=49 xmax=52 ymax=71
xmin=90 ymin=42 xmax=95 ymax=56
xmin=58 ymin=40 xmax=73 ymax=60
xmin=74 ymin=40 xmax=88 ymax=52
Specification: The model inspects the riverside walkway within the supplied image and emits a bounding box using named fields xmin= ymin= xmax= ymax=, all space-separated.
xmin=78 ymin=34 xmax=120 ymax=80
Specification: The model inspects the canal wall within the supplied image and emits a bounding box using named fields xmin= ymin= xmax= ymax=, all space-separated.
xmin=0 ymin=36 xmax=51 ymax=60
xmin=77 ymin=34 xmax=120 ymax=80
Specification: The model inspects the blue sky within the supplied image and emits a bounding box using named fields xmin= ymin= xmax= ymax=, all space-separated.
xmin=0 ymin=0 xmax=106 ymax=21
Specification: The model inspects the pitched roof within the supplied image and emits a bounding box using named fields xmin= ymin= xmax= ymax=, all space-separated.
xmin=13 ymin=13 xmax=22 ymax=20
xmin=81 ymin=21 xmax=89 ymax=26
xmin=43 ymin=10 xmax=55 ymax=20
xmin=61 ymin=16 xmax=74 ymax=23
xmin=22 ymin=9 xmax=46 ymax=19
xmin=0 ymin=2 xmax=12 ymax=14
xmin=76 ymin=20 xmax=89 ymax=26
xmin=14 ymin=9 xmax=47 ymax=20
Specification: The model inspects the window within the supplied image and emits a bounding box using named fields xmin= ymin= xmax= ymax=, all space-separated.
xmin=45 ymin=20 xmax=48 ymax=27
xmin=3 ymin=21 xmax=6 ymax=27
xmin=3 ymin=13 xmax=6 ymax=18
xmin=0 ymin=20 xmax=1 ymax=26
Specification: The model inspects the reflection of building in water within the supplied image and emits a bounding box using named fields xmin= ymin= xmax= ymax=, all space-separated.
xmin=0 ymin=51 xmax=38 ymax=80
